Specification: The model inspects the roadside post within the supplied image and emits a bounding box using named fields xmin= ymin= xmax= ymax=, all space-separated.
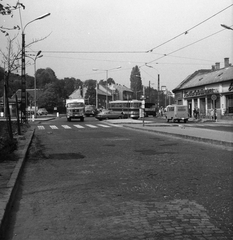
xmin=211 ymin=94 xmax=217 ymax=122
xmin=141 ymin=95 xmax=145 ymax=127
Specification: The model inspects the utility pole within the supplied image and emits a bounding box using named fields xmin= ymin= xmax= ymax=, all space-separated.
xmin=158 ymin=74 xmax=160 ymax=109
xmin=149 ymin=81 xmax=151 ymax=102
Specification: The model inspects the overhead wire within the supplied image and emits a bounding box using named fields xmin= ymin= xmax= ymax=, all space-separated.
xmin=25 ymin=4 xmax=232 ymax=76
xmin=146 ymin=3 xmax=233 ymax=53
xmin=145 ymin=27 xmax=228 ymax=66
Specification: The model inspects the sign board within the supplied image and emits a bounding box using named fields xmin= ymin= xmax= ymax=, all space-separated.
xmin=211 ymin=95 xmax=217 ymax=101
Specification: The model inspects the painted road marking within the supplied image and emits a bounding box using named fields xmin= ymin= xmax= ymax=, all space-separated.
xmin=37 ymin=123 xmax=122 ymax=130
xmin=74 ymin=125 xmax=85 ymax=128
xmin=61 ymin=125 xmax=72 ymax=129
xmin=97 ymin=124 xmax=111 ymax=128
xmin=50 ymin=125 xmax=58 ymax=129
xmin=85 ymin=124 xmax=98 ymax=128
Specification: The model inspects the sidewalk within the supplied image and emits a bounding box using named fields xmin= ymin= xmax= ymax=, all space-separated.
xmin=0 ymin=127 xmax=35 ymax=238
xmin=106 ymin=118 xmax=233 ymax=148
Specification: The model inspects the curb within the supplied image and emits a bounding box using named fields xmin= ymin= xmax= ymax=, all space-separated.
xmin=124 ymin=125 xmax=233 ymax=148
xmin=0 ymin=127 xmax=35 ymax=238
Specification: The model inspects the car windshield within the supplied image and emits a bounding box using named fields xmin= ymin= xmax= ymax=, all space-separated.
xmin=68 ymin=103 xmax=84 ymax=108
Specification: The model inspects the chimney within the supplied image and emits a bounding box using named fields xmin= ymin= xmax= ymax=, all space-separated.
xmin=224 ymin=58 xmax=229 ymax=68
xmin=215 ymin=62 xmax=220 ymax=70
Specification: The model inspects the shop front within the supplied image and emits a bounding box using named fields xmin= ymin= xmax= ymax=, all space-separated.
xmin=183 ymin=87 xmax=221 ymax=118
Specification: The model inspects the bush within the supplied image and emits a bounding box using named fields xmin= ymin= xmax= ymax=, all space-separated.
xmin=0 ymin=121 xmax=29 ymax=161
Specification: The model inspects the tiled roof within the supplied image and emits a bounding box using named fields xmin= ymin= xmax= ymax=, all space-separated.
xmin=114 ymin=84 xmax=133 ymax=92
xmin=173 ymin=66 xmax=233 ymax=91
xmin=97 ymin=89 xmax=111 ymax=96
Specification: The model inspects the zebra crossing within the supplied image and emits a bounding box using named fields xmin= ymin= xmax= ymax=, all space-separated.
xmin=37 ymin=123 xmax=121 ymax=130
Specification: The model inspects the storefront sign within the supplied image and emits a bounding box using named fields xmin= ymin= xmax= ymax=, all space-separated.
xmin=184 ymin=88 xmax=218 ymax=98
xmin=211 ymin=94 xmax=217 ymax=101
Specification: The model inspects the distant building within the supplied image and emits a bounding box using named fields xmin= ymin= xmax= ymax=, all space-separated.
xmin=71 ymin=83 xmax=133 ymax=109
xmin=0 ymin=89 xmax=43 ymax=117
xmin=173 ymin=58 xmax=233 ymax=118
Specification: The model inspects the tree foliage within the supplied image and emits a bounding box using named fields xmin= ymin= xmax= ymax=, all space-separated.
xmin=83 ymin=79 xmax=96 ymax=105
xmin=0 ymin=1 xmax=25 ymax=36
xmin=130 ymin=65 xmax=142 ymax=99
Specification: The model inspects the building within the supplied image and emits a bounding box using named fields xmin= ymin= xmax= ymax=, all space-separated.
xmin=0 ymin=89 xmax=43 ymax=117
xmin=72 ymin=83 xmax=133 ymax=109
xmin=173 ymin=58 xmax=233 ymax=118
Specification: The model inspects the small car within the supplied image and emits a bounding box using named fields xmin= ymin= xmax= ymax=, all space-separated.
xmin=85 ymin=105 xmax=97 ymax=117
xmin=95 ymin=110 xmax=126 ymax=121
xmin=37 ymin=108 xmax=48 ymax=116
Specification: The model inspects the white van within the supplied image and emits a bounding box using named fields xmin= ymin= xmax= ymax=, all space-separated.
xmin=164 ymin=105 xmax=189 ymax=123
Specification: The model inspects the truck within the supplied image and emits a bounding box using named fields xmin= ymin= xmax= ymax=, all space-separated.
xmin=164 ymin=104 xmax=189 ymax=123
xmin=66 ymin=98 xmax=85 ymax=122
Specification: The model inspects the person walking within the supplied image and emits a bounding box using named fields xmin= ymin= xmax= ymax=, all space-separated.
xmin=214 ymin=108 xmax=217 ymax=122
xmin=210 ymin=108 xmax=214 ymax=120
xmin=193 ymin=108 xmax=197 ymax=119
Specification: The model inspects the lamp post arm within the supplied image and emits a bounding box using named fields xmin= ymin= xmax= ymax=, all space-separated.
xmin=23 ymin=13 xmax=51 ymax=33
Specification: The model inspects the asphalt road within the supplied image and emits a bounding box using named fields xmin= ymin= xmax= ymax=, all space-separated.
xmin=4 ymin=117 xmax=233 ymax=240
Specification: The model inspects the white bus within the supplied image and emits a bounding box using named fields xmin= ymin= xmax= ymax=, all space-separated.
xmin=108 ymin=100 xmax=142 ymax=119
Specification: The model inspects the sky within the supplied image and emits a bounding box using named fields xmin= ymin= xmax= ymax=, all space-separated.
xmin=1 ymin=0 xmax=233 ymax=91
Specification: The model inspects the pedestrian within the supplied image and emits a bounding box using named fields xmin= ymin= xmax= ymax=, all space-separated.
xmin=193 ymin=108 xmax=197 ymax=119
xmin=214 ymin=108 xmax=217 ymax=121
xmin=196 ymin=108 xmax=200 ymax=119
xmin=160 ymin=106 xmax=164 ymax=117
xmin=210 ymin=108 xmax=214 ymax=120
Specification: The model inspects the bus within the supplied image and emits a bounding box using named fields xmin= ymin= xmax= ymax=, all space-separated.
xmin=108 ymin=100 xmax=142 ymax=119
xmin=144 ymin=103 xmax=157 ymax=117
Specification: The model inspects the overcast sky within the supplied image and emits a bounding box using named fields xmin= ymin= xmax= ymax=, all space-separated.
xmin=1 ymin=0 xmax=233 ymax=91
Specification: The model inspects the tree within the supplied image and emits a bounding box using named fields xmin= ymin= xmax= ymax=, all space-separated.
xmin=106 ymin=77 xmax=115 ymax=85
xmin=37 ymin=82 xmax=58 ymax=112
xmin=0 ymin=1 xmax=24 ymax=36
xmin=130 ymin=65 xmax=142 ymax=100
xmin=63 ymin=77 xmax=82 ymax=98
xmin=83 ymin=79 xmax=97 ymax=105
xmin=36 ymin=68 xmax=57 ymax=88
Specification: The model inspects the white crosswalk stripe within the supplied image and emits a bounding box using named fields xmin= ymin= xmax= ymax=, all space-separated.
xmin=74 ymin=124 xmax=84 ymax=128
xmin=85 ymin=124 xmax=98 ymax=128
xmin=50 ymin=125 xmax=58 ymax=129
xmin=104 ymin=123 xmax=123 ymax=127
xmin=61 ymin=125 xmax=72 ymax=129
xmin=97 ymin=124 xmax=110 ymax=128
xmin=38 ymin=126 xmax=45 ymax=130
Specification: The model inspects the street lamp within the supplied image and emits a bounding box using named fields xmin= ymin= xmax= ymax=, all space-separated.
xmin=21 ymin=13 xmax=50 ymax=122
xmin=145 ymin=64 xmax=160 ymax=109
xmin=26 ymin=51 xmax=43 ymax=118
xmin=221 ymin=24 xmax=233 ymax=30
xmin=161 ymin=86 xmax=167 ymax=107
xmin=92 ymin=66 xmax=121 ymax=108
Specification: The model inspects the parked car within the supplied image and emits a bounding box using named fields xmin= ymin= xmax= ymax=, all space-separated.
xmin=95 ymin=110 xmax=126 ymax=121
xmin=85 ymin=105 xmax=97 ymax=117
xmin=37 ymin=108 xmax=48 ymax=116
